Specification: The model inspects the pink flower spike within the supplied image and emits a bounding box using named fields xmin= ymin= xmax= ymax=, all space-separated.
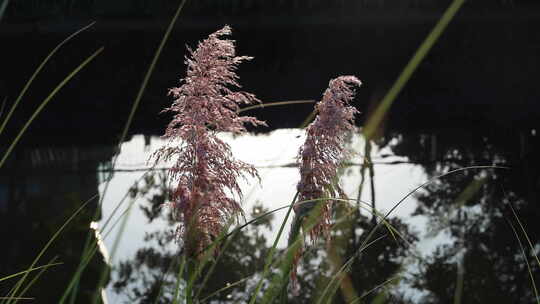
xmin=290 ymin=75 xmax=361 ymax=286
xmin=151 ymin=25 xmax=265 ymax=258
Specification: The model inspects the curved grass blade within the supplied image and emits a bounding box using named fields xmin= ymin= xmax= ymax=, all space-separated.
xmin=316 ymin=166 xmax=507 ymax=303
xmin=58 ymin=169 xmax=160 ymax=304
xmin=237 ymin=99 xmax=315 ymax=114
xmin=200 ymin=276 xmax=250 ymax=302
xmin=0 ymin=262 xmax=62 ymax=283
xmin=87 ymin=1 xmax=187 ymax=298
xmin=248 ymin=192 xmax=298 ymax=304
xmin=363 ymin=0 xmax=466 ymax=140
xmin=172 ymin=255 xmax=186 ymax=304
xmin=350 ymin=276 xmax=402 ymax=304
xmin=14 ymin=257 xmax=60 ymax=302
xmin=5 ymin=194 xmax=98 ymax=304
xmin=506 ymin=200 xmax=540 ymax=268
xmin=0 ymin=47 xmax=104 ymax=169
xmin=506 ymin=217 xmax=539 ymax=304
xmin=0 ymin=21 xmax=96 ymax=137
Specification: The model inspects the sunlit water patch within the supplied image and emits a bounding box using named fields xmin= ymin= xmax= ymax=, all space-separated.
xmin=99 ymin=129 xmax=460 ymax=302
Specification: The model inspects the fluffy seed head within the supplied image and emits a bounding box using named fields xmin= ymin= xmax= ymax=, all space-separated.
xmin=152 ymin=25 xmax=265 ymax=257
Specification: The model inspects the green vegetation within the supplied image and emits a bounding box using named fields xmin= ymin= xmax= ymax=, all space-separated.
xmin=1 ymin=0 xmax=539 ymax=303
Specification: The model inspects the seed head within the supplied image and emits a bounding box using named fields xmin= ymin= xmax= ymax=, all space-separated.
xmin=152 ymin=26 xmax=265 ymax=257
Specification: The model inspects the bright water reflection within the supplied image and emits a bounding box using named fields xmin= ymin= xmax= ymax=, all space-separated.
xmin=99 ymin=130 xmax=451 ymax=303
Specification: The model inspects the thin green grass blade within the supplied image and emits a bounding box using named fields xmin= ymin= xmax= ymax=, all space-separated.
xmin=363 ymin=0 xmax=466 ymax=140
xmin=193 ymin=219 xmax=237 ymax=300
xmin=15 ymin=257 xmax=59 ymax=302
xmin=248 ymin=192 xmax=299 ymax=304
xmin=146 ymin=247 xmax=180 ymax=304
xmin=507 ymin=201 xmax=540 ymax=268
xmin=85 ymin=1 xmax=186 ymax=298
xmin=172 ymin=255 xmax=187 ymax=304
xmin=237 ymin=99 xmax=315 ymax=114
xmin=6 ymin=194 xmax=98 ymax=304
xmin=316 ymin=166 xmax=506 ymax=303
xmin=370 ymin=290 xmax=388 ymax=304
xmin=200 ymin=276 xmax=250 ymax=302
xmin=57 ymin=238 xmax=102 ymax=304
xmin=99 ymin=0 xmax=187 ymax=200
xmin=350 ymin=276 xmax=402 ymax=304
xmin=89 ymin=196 xmax=137 ymax=304
xmin=60 ymin=168 xmax=156 ymax=303
xmin=0 ymin=47 xmax=104 ymax=169
xmin=506 ymin=217 xmax=540 ymax=304
xmin=0 ymin=21 xmax=96 ymax=137
xmin=453 ymin=257 xmax=465 ymax=304
xmin=58 ymin=169 xmax=161 ymax=304
xmin=0 ymin=262 xmax=62 ymax=283
xmin=261 ymin=199 xmax=327 ymax=304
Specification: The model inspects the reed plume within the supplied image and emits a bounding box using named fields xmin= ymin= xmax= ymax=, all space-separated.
xmin=151 ymin=25 xmax=266 ymax=258
xmin=290 ymin=75 xmax=361 ymax=283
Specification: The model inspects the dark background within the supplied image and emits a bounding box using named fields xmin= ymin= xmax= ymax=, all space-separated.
xmin=1 ymin=0 xmax=539 ymax=144
xmin=1 ymin=1 xmax=539 ymax=303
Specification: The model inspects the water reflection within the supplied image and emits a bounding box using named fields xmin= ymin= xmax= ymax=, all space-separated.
xmin=386 ymin=129 xmax=540 ymax=303
xmin=2 ymin=127 xmax=538 ymax=303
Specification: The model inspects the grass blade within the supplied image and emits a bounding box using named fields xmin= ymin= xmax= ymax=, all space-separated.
xmin=506 ymin=200 xmax=540 ymax=268
xmin=5 ymin=194 xmax=98 ymax=304
xmin=0 ymin=47 xmax=104 ymax=169
xmin=15 ymin=257 xmax=60 ymax=302
xmin=363 ymin=0 xmax=466 ymax=140
xmin=0 ymin=262 xmax=62 ymax=283
xmin=506 ymin=218 xmax=539 ymax=304
xmin=248 ymin=192 xmax=298 ymax=304
xmin=237 ymin=99 xmax=315 ymax=114
xmin=316 ymin=166 xmax=506 ymax=303
xmin=0 ymin=21 xmax=96 ymax=136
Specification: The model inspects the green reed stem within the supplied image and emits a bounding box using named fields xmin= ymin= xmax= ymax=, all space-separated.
xmin=0 ymin=262 xmax=62 ymax=283
xmin=248 ymin=192 xmax=299 ymax=304
xmin=316 ymin=166 xmax=507 ymax=303
xmin=363 ymin=0 xmax=466 ymax=140
xmin=506 ymin=218 xmax=540 ymax=304
xmin=5 ymin=194 xmax=98 ymax=304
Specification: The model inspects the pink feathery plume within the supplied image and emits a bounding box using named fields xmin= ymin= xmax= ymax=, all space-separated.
xmin=290 ymin=75 xmax=361 ymax=284
xmin=151 ymin=25 xmax=266 ymax=258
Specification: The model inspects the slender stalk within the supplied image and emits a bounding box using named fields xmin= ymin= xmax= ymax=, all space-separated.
xmin=68 ymin=0 xmax=187 ymax=300
xmin=5 ymin=194 xmax=98 ymax=304
xmin=316 ymin=166 xmax=507 ymax=303
xmin=248 ymin=192 xmax=299 ymax=304
xmin=363 ymin=0 xmax=466 ymax=140
xmin=0 ymin=262 xmax=62 ymax=283
xmin=172 ymin=255 xmax=186 ymax=304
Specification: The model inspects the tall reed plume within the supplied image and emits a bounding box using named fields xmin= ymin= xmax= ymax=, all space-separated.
xmin=290 ymin=75 xmax=361 ymax=282
xmin=151 ymin=25 xmax=266 ymax=258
